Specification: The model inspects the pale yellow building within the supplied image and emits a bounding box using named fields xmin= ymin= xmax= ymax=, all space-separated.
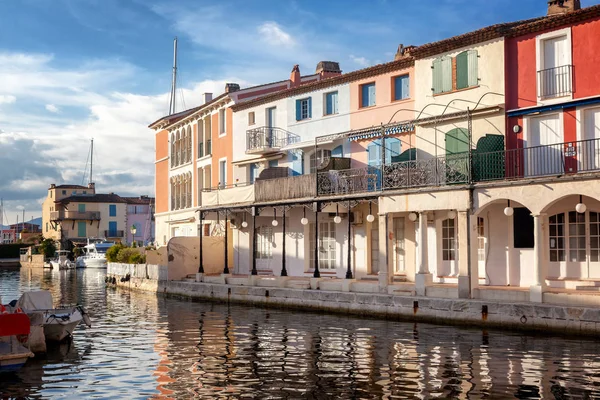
xmin=42 ymin=183 xmax=127 ymax=246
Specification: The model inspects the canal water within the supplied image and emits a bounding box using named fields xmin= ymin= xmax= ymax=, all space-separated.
xmin=1 ymin=268 xmax=600 ymax=399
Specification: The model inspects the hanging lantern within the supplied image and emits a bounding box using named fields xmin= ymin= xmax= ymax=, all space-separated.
xmin=408 ymin=212 xmax=418 ymax=222
xmin=447 ymin=210 xmax=457 ymax=219
xmin=504 ymin=200 xmax=514 ymax=217
xmin=301 ymin=208 xmax=308 ymax=225
xmin=272 ymin=207 xmax=278 ymax=226
xmin=366 ymin=202 xmax=375 ymax=223
xmin=241 ymin=221 xmax=248 ymax=228
xmin=576 ymin=195 xmax=587 ymax=214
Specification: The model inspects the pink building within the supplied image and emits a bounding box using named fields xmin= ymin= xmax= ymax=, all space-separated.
xmin=124 ymin=196 xmax=155 ymax=246
xmin=1 ymin=228 xmax=16 ymax=244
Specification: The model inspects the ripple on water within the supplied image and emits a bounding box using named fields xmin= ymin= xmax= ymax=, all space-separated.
xmin=2 ymin=267 xmax=600 ymax=399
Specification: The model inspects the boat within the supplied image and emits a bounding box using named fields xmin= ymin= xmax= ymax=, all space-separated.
xmin=75 ymin=238 xmax=114 ymax=269
xmin=0 ymin=307 xmax=34 ymax=372
xmin=49 ymin=250 xmax=75 ymax=270
xmin=15 ymin=291 xmax=91 ymax=342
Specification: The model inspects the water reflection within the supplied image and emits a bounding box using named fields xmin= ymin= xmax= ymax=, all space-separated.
xmin=1 ymin=268 xmax=600 ymax=399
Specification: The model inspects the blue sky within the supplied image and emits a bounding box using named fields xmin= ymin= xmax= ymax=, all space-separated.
xmin=0 ymin=0 xmax=598 ymax=220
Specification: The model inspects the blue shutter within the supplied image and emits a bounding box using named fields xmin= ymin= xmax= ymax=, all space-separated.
xmin=290 ymin=151 xmax=303 ymax=176
xmin=109 ymin=204 xmax=116 ymax=217
xmin=332 ymin=92 xmax=338 ymax=114
xmin=361 ymin=85 xmax=369 ymax=107
xmin=367 ymin=139 xmax=381 ymax=166
xmin=108 ymin=221 xmax=117 ymax=236
xmin=325 ymin=93 xmax=333 ymax=115
xmin=331 ymin=145 xmax=343 ymax=158
xmin=269 ymin=159 xmax=278 ymax=168
xmin=401 ymin=76 xmax=409 ymax=99
xmin=295 ymin=99 xmax=301 ymax=121
xmin=368 ymin=84 xmax=376 ymax=106
xmin=385 ymin=138 xmax=401 ymax=164
xmin=307 ymin=97 xmax=312 ymax=119
xmin=250 ymin=163 xmax=258 ymax=183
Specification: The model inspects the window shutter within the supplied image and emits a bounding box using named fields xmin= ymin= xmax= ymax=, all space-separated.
xmin=369 ymin=84 xmax=376 ymax=106
xmin=385 ymin=138 xmax=401 ymax=164
xmin=295 ymin=99 xmax=301 ymax=121
xmin=456 ymin=52 xmax=469 ymax=90
xmin=332 ymin=92 xmax=338 ymax=114
xmin=367 ymin=140 xmax=380 ymax=166
xmin=332 ymin=145 xmax=343 ymax=158
xmin=361 ymin=85 xmax=369 ymax=107
xmin=401 ymin=75 xmax=409 ymax=99
xmin=307 ymin=97 xmax=312 ymax=119
xmin=467 ymin=50 xmax=478 ymax=87
xmin=432 ymin=59 xmax=442 ymax=94
xmin=441 ymin=57 xmax=452 ymax=93
xmin=325 ymin=93 xmax=332 ymax=115
xmin=289 ymin=152 xmax=303 ymax=176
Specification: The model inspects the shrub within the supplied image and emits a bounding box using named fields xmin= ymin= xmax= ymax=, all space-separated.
xmin=130 ymin=253 xmax=146 ymax=264
xmin=116 ymin=248 xmax=137 ymax=263
xmin=106 ymin=243 xmax=124 ymax=262
xmin=38 ymin=239 xmax=57 ymax=259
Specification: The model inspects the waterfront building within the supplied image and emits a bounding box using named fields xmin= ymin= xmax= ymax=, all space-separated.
xmin=151 ymin=0 xmax=600 ymax=304
xmin=150 ymin=65 xmax=341 ymax=247
xmin=1 ymin=228 xmax=16 ymax=244
xmin=123 ymin=196 xmax=155 ymax=246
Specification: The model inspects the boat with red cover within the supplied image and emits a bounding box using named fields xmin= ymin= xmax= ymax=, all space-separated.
xmin=0 ymin=309 xmax=34 ymax=372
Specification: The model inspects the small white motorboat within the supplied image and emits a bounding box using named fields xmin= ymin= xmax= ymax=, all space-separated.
xmin=49 ymin=250 xmax=75 ymax=270
xmin=15 ymin=291 xmax=91 ymax=342
xmin=0 ymin=308 xmax=34 ymax=372
xmin=76 ymin=238 xmax=114 ymax=269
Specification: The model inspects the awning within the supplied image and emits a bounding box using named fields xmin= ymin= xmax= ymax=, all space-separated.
xmin=507 ymin=95 xmax=600 ymax=117
xmin=167 ymin=216 xmax=196 ymax=225
xmin=231 ymin=153 xmax=283 ymax=166
xmin=280 ymin=140 xmax=316 ymax=151
xmin=348 ymin=122 xmax=415 ymax=142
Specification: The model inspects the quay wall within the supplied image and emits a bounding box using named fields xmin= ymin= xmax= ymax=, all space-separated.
xmin=19 ymin=254 xmax=45 ymax=268
xmin=106 ymin=265 xmax=600 ymax=337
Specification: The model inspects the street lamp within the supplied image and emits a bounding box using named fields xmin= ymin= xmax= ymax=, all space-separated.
xmin=130 ymin=225 xmax=137 ymax=245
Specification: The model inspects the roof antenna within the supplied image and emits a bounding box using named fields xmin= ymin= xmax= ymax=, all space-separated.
xmin=169 ymin=37 xmax=178 ymax=115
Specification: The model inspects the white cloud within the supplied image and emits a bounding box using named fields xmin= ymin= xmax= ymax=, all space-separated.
xmin=45 ymin=104 xmax=59 ymax=113
xmin=349 ymin=55 xmax=370 ymax=67
xmin=257 ymin=22 xmax=295 ymax=46
xmin=0 ymin=95 xmax=16 ymax=104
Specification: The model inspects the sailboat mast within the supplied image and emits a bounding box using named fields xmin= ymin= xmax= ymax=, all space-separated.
xmin=90 ymin=138 xmax=93 ymax=185
xmin=169 ymin=37 xmax=178 ymax=115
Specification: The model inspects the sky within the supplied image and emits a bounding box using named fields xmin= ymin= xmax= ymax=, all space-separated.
xmin=0 ymin=0 xmax=598 ymax=222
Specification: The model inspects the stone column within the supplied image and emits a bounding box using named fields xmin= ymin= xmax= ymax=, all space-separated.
xmin=378 ymin=213 xmax=389 ymax=292
xmin=530 ymin=213 xmax=545 ymax=303
xmin=458 ymin=211 xmax=479 ymax=299
xmin=506 ymin=213 xmax=514 ymax=286
xmin=415 ymin=212 xmax=431 ymax=296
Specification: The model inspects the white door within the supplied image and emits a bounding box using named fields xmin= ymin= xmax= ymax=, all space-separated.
xmin=393 ymin=217 xmax=405 ymax=273
xmin=255 ymin=226 xmax=274 ymax=273
xmin=441 ymin=219 xmax=457 ymax=277
xmin=319 ymin=222 xmax=337 ymax=271
xmin=542 ymin=35 xmax=568 ymax=97
xmin=526 ymin=114 xmax=562 ymax=176
xmin=266 ymin=107 xmax=276 ymax=147
xmin=581 ymin=107 xmax=600 ymax=171
xmin=370 ymin=226 xmax=379 ymax=274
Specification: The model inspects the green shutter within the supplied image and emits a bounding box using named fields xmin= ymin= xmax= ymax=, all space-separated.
xmin=467 ymin=50 xmax=479 ymax=87
xmin=432 ymin=59 xmax=442 ymax=94
xmin=77 ymin=221 xmax=86 ymax=238
xmin=441 ymin=57 xmax=452 ymax=93
xmin=456 ymin=52 xmax=469 ymax=90
xmin=78 ymin=204 xmax=86 ymax=212
xmin=445 ymin=128 xmax=469 ymax=154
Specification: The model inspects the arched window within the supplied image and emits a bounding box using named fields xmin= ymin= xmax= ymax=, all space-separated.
xmin=187 ymin=126 xmax=192 ymax=163
xmin=309 ymin=149 xmax=331 ymax=173
xmin=187 ymin=173 xmax=192 ymax=208
xmin=176 ymin=130 xmax=181 ymax=166
xmin=171 ymin=133 xmax=175 ymax=167
xmin=170 ymin=178 xmax=175 ymax=210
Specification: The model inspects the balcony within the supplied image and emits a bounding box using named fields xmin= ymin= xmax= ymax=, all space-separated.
xmin=537 ymin=65 xmax=573 ymax=99
xmin=314 ymin=138 xmax=600 ymax=198
xmin=201 ymin=183 xmax=255 ymax=207
xmin=255 ymin=173 xmax=317 ymax=202
xmin=50 ymin=211 xmax=101 ymax=221
xmin=246 ymin=127 xmax=300 ymax=154
xmin=105 ymin=230 xmax=124 ymax=238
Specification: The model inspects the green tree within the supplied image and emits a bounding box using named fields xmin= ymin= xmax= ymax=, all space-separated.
xmin=106 ymin=243 xmax=124 ymax=262
xmin=38 ymin=239 xmax=57 ymax=259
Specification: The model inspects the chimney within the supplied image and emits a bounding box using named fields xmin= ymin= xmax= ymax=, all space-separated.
xmin=394 ymin=44 xmax=415 ymax=60
xmin=225 ymin=83 xmax=240 ymax=93
xmin=315 ymin=61 xmax=342 ymax=79
xmin=88 ymin=182 xmax=95 ymax=190
xmin=50 ymin=184 xmax=56 ymax=189
xmin=202 ymin=93 xmax=213 ymax=104
xmin=547 ymin=0 xmax=580 ymax=15
xmin=290 ymin=64 xmax=301 ymax=87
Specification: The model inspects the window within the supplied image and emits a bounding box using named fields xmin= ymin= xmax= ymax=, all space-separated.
xmin=568 ymin=211 xmax=586 ymax=262
xmin=248 ymin=111 xmax=255 ymax=125
xmin=46 ymin=222 xmax=48 ymax=232
xmin=219 ymin=109 xmax=226 ymax=134
xmin=295 ymin=97 xmax=312 ymax=121
xmin=109 ymin=204 xmax=117 ymax=217
xmin=268 ymin=159 xmax=278 ymax=168
xmin=325 ymin=91 xmax=338 ymax=115
xmin=442 ymin=218 xmax=456 ymax=261
xmin=72 ymin=191 xmax=76 ymax=194
xmin=477 ymin=217 xmax=486 ymax=262
xmin=549 ymin=213 xmax=565 ymax=262
xmin=393 ymin=75 xmax=410 ymax=101
xmin=309 ymin=149 xmax=331 ymax=173
xmin=78 ymin=204 xmax=86 ymax=213
xmin=360 ymin=83 xmax=376 ymax=107
xmin=309 ymin=222 xmax=336 ymax=270
xmin=77 ymin=221 xmax=86 ymax=238
xmin=514 ymin=208 xmax=534 ymax=248
xmin=393 ymin=217 xmax=405 ymax=273
xmin=371 ymin=225 xmax=379 ymax=273
xmin=83 ymin=191 xmax=87 ymax=194
xmin=62 ymin=190 xmax=66 ymax=195
xmin=219 ymin=160 xmax=227 ymax=188
xmin=256 ymin=226 xmax=273 ymax=259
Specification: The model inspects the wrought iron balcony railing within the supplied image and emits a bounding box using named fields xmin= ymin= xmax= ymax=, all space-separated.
xmin=50 ymin=211 xmax=101 ymax=221
xmin=246 ymin=127 xmax=300 ymax=153
xmin=105 ymin=230 xmax=124 ymax=238
xmin=537 ymin=65 xmax=573 ymax=99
